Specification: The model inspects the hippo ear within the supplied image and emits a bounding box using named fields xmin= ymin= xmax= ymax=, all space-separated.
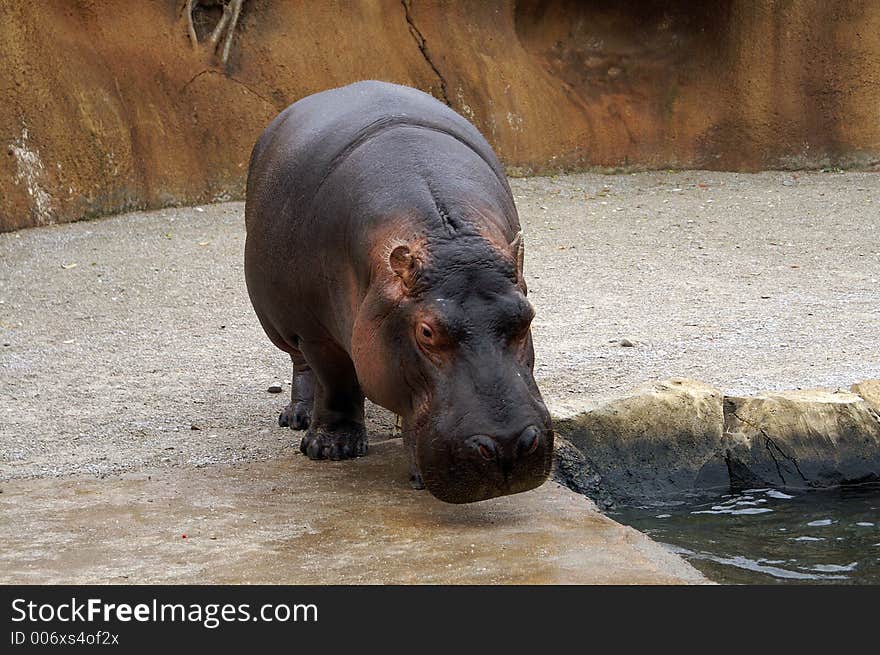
xmin=510 ymin=232 xmax=527 ymax=292
xmin=510 ymin=231 xmax=525 ymax=275
xmin=389 ymin=244 xmax=420 ymax=290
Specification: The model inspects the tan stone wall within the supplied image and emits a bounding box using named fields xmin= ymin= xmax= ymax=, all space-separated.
xmin=2 ymin=0 xmax=878 ymax=231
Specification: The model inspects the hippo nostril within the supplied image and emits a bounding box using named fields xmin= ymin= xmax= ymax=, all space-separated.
xmin=468 ymin=435 xmax=498 ymax=461
xmin=518 ymin=425 xmax=541 ymax=457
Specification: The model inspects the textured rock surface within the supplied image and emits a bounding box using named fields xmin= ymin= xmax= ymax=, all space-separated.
xmin=851 ymin=380 xmax=880 ymax=415
xmin=722 ymin=390 xmax=880 ymax=490
xmin=3 ymin=0 xmax=879 ymax=230
xmin=554 ymin=382 xmax=880 ymax=503
xmin=0 ymin=440 xmax=707 ymax=584
xmin=552 ymin=378 xmax=726 ymax=501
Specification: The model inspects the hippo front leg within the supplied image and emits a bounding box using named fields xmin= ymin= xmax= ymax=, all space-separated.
xmin=296 ymin=340 xmax=368 ymax=461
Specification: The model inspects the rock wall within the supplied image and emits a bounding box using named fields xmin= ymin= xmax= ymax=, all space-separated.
xmin=2 ymin=0 xmax=879 ymax=231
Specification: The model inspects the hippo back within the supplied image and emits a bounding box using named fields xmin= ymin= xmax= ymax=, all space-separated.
xmin=246 ymin=80 xmax=510 ymax=229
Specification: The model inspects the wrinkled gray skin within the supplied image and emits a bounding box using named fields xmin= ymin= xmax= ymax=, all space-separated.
xmin=245 ymin=81 xmax=552 ymax=503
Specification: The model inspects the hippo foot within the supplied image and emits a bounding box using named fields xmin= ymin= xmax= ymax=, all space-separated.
xmin=300 ymin=428 xmax=367 ymax=461
xmin=279 ymin=402 xmax=311 ymax=430
xmin=409 ymin=472 xmax=425 ymax=490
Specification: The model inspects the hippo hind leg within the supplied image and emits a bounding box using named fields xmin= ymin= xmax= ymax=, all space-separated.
xmin=279 ymin=350 xmax=314 ymax=430
xmin=297 ymin=340 xmax=368 ymax=461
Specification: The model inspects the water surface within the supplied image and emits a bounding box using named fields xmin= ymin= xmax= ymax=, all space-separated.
xmin=612 ymin=483 xmax=880 ymax=584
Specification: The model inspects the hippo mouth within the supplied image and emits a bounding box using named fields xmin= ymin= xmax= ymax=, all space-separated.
xmin=416 ymin=428 xmax=554 ymax=504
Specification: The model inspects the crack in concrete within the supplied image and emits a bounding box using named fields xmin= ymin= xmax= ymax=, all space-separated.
xmin=730 ymin=410 xmax=810 ymax=486
xmin=764 ymin=437 xmax=788 ymax=485
xmin=765 ymin=435 xmax=810 ymax=483
xmin=402 ymin=0 xmax=450 ymax=106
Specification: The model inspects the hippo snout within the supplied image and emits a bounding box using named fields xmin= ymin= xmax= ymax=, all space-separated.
xmin=419 ymin=424 xmax=554 ymax=504
xmin=466 ymin=425 xmax=543 ymax=465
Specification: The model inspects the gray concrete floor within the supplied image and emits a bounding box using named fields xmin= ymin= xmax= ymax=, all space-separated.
xmin=1 ymin=170 xmax=878 ymax=481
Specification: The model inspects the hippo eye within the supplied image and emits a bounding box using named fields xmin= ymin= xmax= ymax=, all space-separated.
xmin=416 ymin=321 xmax=438 ymax=349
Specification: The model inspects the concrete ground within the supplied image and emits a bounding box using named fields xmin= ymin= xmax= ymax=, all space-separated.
xmin=1 ymin=170 xmax=877 ymax=480
xmin=0 ymin=170 xmax=877 ymax=583
xmin=0 ymin=439 xmax=705 ymax=584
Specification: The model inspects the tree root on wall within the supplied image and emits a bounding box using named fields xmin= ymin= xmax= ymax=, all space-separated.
xmin=181 ymin=0 xmax=245 ymax=66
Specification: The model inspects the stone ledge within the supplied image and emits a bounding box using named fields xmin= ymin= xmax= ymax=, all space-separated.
xmin=553 ymin=378 xmax=880 ymax=506
xmin=551 ymin=378 xmax=725 ymax=505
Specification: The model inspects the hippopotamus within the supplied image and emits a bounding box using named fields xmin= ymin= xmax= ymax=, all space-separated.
xmin=244 ymin=80 xmax=552 ymax=503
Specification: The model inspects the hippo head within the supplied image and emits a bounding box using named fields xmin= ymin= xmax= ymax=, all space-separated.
xmin=353 ymin=227 xmax=553 ymax=503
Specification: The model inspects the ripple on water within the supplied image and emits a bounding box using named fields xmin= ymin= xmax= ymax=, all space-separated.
xmin=611 ymin=484 xmax=880 ymax=584
xmin=807 ymin=562 xmax=859 ymax=573
xmin=664 ymin=545 xmax=848 ymax=581
xmin=692 ymin=507 xmax=773 ymax=515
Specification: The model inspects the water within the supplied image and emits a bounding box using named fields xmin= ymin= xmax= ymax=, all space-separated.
xmin=611 ymin=483 xmax=880 ymax=584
